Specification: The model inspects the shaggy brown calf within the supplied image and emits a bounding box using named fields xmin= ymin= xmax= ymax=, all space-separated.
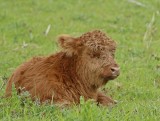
xmin=5 ymin=30 xmax=120 ymax=106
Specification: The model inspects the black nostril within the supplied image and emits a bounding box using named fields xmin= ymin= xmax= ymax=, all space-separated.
xmin=111 ymin=68 xmax=116 ymax=72
xmin=110 ymin=67 xmax=120 ymax=74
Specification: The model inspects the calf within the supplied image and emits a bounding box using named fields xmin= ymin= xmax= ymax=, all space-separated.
xmin=5 ymin=30 xmax=120 ymax=106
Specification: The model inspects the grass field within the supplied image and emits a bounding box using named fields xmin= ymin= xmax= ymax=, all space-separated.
xmin=0 ymin=0 xmax=160 ymax=120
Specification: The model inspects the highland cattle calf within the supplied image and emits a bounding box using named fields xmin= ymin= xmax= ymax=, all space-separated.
xmin=5 ymin=30 xmax=120 ymax=106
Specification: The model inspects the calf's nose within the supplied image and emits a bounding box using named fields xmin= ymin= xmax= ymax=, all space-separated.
xmin=110 ymin=67 xmax=120 ymax=76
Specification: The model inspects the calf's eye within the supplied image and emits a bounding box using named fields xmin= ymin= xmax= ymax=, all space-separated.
xmin=94 ymin=52 xmax=101 ymax=58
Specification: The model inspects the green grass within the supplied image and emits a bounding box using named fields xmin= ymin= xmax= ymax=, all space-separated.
xmin=0 ymin=0 xmax=160 ymax=120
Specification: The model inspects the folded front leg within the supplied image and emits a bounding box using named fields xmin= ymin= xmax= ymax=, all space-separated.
xmin=97 ymin=92 xmax=117 ymax=106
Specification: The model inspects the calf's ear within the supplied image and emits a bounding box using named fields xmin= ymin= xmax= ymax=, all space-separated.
xmin=58 ymin=34 xmax=83 ymax=56
xmin=58 ymin=34 xmax=74 ymax=48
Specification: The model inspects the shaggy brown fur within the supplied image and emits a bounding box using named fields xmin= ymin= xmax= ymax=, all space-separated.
xmin=5 ymin=30 xmax=120 ymax=106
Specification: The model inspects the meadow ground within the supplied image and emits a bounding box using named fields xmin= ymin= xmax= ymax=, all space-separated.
xmin=0 ymin=0 xmax=160 ymax=120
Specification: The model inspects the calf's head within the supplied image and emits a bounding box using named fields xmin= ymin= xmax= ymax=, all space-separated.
xmin=58 ymin=30 xmax=120 ymax=88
